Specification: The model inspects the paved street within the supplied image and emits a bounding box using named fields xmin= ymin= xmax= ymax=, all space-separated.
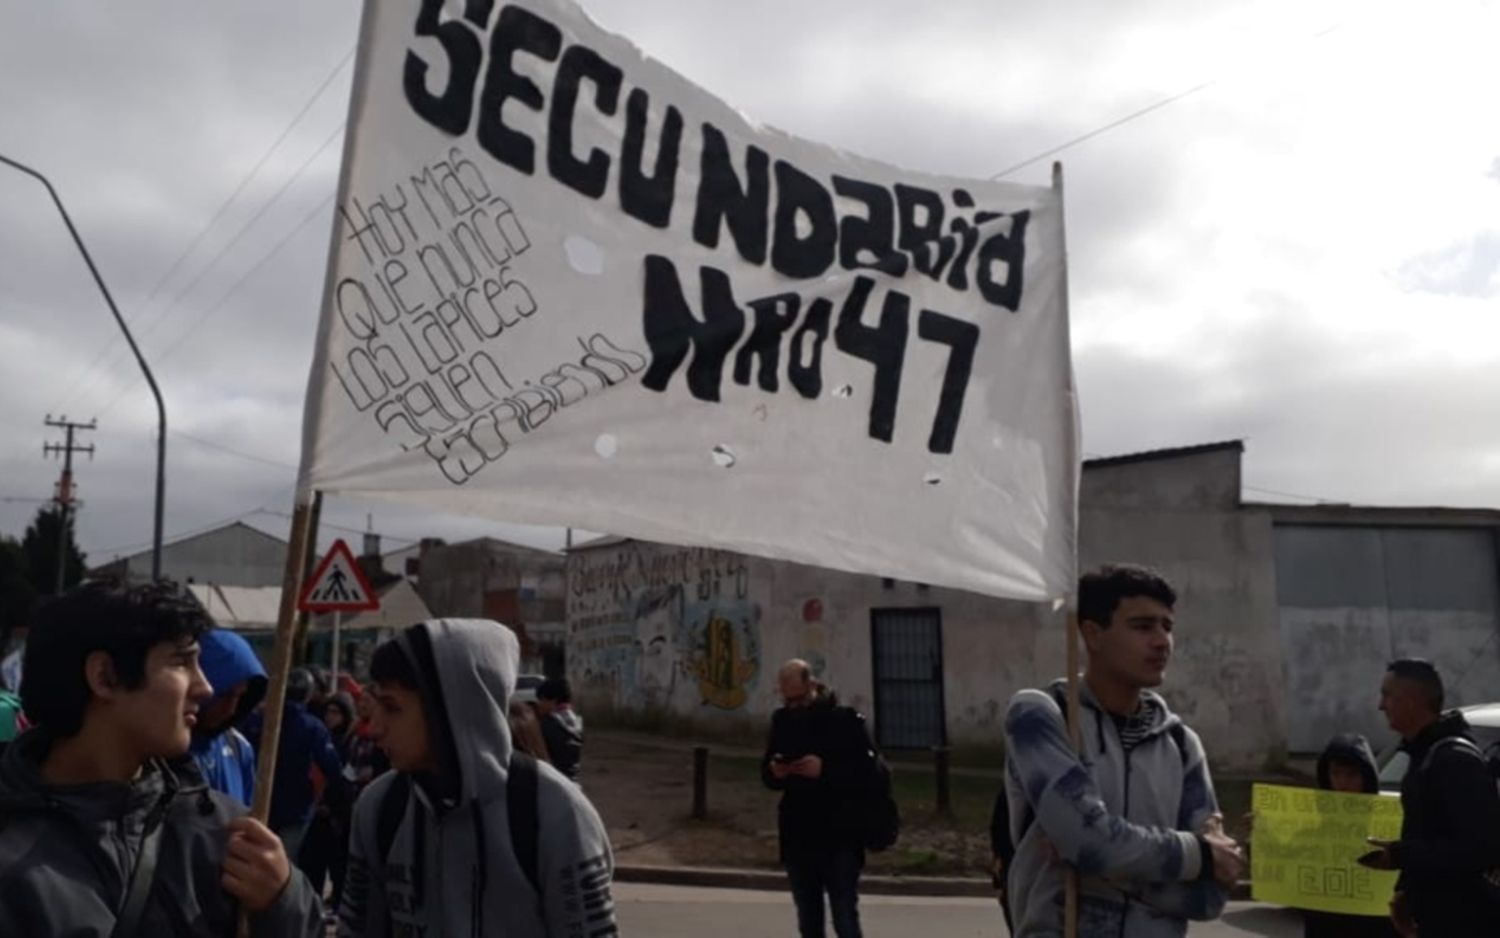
xmin=614 ymin=883 xmax=1303 ymax=937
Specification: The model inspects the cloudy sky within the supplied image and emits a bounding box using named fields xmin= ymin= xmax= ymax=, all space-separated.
xmin=2 ymin=0 xmax=1497 ymax=566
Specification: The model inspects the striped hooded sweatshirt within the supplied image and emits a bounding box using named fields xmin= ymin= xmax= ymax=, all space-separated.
xmin=338 ymin=619 xmax=616 ymax=938
xmin=1003 ymin=678 xmax=1227 ymax=937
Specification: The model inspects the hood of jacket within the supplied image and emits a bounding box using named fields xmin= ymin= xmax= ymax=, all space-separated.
xmin=399 ymin=618 xmax=516 ymax=807
xmin=1316 ymin=733 xmax=1379 ymax=793
xmin=1053 ymin=677 xmax=1182 ymax=754
xmin=199 ymin=627 xmax=268 ymax=727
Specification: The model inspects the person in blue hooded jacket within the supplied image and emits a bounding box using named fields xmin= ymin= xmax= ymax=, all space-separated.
xmin=190 ymin=627 xmax=268 ymax=806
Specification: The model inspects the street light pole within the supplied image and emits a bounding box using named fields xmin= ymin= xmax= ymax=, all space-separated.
xmin=1 ymin=153 xmax=167 ymax=580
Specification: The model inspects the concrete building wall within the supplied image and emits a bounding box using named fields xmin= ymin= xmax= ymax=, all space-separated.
xmin=417 ymin=538 xmax=567 ymax=619
xmin=1079 ymin=447 xmax=1286 ymax=769
xmin=568 ymin=542 xmax=774 ymax=732
xmin=1274 ymin=523 xmax=1500 ymax=752
xmin=767 ymin=560 xmax=1056 ymax=747
xmin=568 ymin=539 xmax=1072 ymax=751
xmin=562 ymin=443 xmax=1499 ymax=769
xmin=565 ymin=443 xmax=1284 ymax=767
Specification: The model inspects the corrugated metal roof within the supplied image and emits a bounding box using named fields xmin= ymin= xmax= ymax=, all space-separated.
xmin=189 ymin=584 xmax=282 ymax=630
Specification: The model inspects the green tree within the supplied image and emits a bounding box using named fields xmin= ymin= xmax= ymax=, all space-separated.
xmin=22 ymin=505 xmax=86 ymax=596
xmin=0 ymin=534 xmax=36 ymax=655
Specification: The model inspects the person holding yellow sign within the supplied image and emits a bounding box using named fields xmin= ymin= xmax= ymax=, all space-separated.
xmin=1303 ymin=734 xmax=1397 ymax=938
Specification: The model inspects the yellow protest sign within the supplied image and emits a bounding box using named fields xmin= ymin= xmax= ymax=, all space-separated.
xmin=1251 ymin=783 xmax=1401 ymax=917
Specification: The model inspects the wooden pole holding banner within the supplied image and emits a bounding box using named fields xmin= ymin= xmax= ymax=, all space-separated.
xmin=332 ymin=610 xmax=343 ymax=684
xmin=1053 ymin=159 xmax=1083 ymax=938
xmin=290 ymin=489 xmax=324 ymax=665
xmin=235 ymin=499 xmax=315 ymax=938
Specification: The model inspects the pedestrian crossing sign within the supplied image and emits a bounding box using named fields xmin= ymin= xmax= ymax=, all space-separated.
xmin=297 ymin=539 xmax=379 ymax=612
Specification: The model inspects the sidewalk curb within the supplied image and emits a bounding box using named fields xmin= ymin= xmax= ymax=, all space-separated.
xmin=615 ymin=865 xmax=1254 ymax=901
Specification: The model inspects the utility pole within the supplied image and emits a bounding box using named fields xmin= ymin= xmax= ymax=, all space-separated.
xmin=44 ymin=415 xmax=95 ymax=594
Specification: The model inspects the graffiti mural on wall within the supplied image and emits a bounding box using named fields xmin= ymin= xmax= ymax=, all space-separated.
xmin=570 ymin=544 xmax=762 ymax=711
xmin=689 ymin=600 xmax=760 ymax=709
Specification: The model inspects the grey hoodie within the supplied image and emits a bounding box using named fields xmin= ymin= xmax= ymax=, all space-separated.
xmin=338 ymin=619 xmax=617 ymax=938
xmin=1003 ymin=678 xmax=1227 ymax=937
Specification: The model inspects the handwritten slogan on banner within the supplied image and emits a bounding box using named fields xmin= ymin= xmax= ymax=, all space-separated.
xmin=1251 ymin=783 xmax=1401 ymax=918
xmin=298 ymin=0 xmax=1077 ymax=602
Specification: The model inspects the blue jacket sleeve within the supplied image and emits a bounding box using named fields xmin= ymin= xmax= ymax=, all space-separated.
xmin=1133 ymin=726 xmax=1229 ymax=921
xmin=1005 ymin=690 xmax=1204 ymax=883
xmin=238 ymin=731 xmax=258 ymax=806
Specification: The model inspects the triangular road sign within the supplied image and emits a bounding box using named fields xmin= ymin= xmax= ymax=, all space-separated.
xmin=298 ymin=539 xmax=379 ymax=613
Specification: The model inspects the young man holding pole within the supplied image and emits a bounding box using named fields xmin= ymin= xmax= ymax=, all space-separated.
xmin=0 ymin=580 xmax=323 ymax=937
xmin=1003 ymin=565 xmax=1244 ymax=936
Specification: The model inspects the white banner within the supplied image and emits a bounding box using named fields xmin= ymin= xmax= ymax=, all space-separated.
xmin=299 ymin=0 xmax=1078 ymax=601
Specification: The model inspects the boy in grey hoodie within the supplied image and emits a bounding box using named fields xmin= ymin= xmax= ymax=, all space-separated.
xmin=338 ymin=618 xmax=617 ymax=938
xmin=1003 ymin=565 xmax=1245 ymax=937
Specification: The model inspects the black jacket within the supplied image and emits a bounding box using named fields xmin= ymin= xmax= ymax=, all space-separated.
xmin=541 ymin=707 xmax=583 ymax=781
xmin=0 ymin=729 xmax=324 ymax=937
xmin=760 ymin=692 xmax=876 ymax=857
xmin=1392 ymin=712 xmax=1500 ymax=936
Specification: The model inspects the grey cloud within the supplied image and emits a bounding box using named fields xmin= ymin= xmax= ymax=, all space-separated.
xmin=2 ymin=0 xmax=1494 ymax=560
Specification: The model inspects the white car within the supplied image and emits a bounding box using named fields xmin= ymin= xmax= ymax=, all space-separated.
xmin=1377 ymin=702 xmax=1500 ymax=793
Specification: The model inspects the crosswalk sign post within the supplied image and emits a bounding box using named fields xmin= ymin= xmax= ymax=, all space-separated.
xmin=298 ymin=539 xmax=379 ymax=683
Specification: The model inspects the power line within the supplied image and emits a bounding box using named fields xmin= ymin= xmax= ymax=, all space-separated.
xmin=172 ymin=430 xmax=298 ymax=471
xmin=55 ymin=47 xmax=355 ymax=408
xmin=88 ymin=484 xmax=296 ymax=558
xmin=1243 ymin=484 xmax=1339 ymax=504
xmin=991 ymin=23 xmax=1344 ymax=180
xmin=68 ymin=119 xmax=345 ymax=412
xmin=148 ymin=192 xmax=335 ymax=366
xmin=253 ymin=508 xmax=421 ymax=550
xmin=96 ymin=190 xmax=335 ymax=419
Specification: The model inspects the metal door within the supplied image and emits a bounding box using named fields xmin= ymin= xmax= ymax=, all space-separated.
xmin=870 ymin=607 xmax=946 ymax=749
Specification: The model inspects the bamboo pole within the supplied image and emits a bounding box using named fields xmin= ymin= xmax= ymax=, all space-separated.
xmin=235 ymin=499 xmax=315 ymax=937
xmin=1053 ymin=159 xmax=1082 ymax=938
xmin=1064 ymin=608 xmax=1083 ymax=938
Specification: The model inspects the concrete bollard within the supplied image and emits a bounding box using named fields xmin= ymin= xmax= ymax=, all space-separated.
xmin=692 ymin=745 xmax=709 ymax=820
xmin=934 ymin=746 xmax=952 ymax=815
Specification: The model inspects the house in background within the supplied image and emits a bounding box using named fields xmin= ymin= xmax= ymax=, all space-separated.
xmin=90 ymin=521 xmax=286 ymax=587
xmin=414 ymin=537 xmax=567 ymax=675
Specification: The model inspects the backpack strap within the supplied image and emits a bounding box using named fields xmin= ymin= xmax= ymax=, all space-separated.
xmin=508 ymin=751 xmax=541 ymax=894
xmin=110 ymin=794 xmax=170 ymax=938
xmin=376 ymin=758 xmax=541 ymax=899
xmin=1419 ymin=736 xmax=1483 ymax=775
xmin=376 ymin=773 xmax=411 ymax=863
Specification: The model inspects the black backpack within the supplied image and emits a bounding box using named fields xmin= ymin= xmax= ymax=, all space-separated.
xmin=1417 ymin=736 xmax=1500 ymax=904
xmin=861 ymin=747 xmax=900 ymax=852
xmin=992 ymin=686 xmax=1188 ymax=867
xmin=375 ymin=751 xmax=541 ymax=894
